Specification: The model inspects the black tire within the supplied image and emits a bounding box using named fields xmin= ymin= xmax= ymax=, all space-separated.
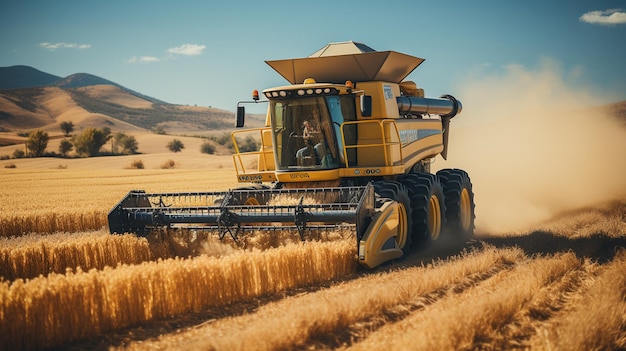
xmin=373 ymin=180 xmax=412 ymax=254
xmin=437 ymin=168 xmax=476 ymax=237
xmin=227 ymin=184 xmax=272 ymax=205
xmin=408 ymin=173 xmax=446 ymax=243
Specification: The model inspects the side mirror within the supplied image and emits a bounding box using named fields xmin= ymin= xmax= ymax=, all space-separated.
xmin=236 ymin=106 xmax=245 ymax=128
xmin=361 ymin=95 xmax=372 ymax=117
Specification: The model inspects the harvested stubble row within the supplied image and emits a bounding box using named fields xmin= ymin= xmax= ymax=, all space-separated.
xmin=0 ymin=211 xmax=106 ymax=238
xmin=347 ymin=252 xmax=583 ymax=351
xmin=529 ymin=249 xmax=626 ymax=350
xmin=0 ymin=240 xmax=356 ymax=351
xmin=121 ymin=246 xmax=525 ymax=351
xmin=0 ymin=230 xmax=152 ymax=281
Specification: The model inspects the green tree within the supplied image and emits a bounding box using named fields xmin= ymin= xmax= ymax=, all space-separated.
xmin=60 ymin=121 xmax=74 ymax=136
xmin=58 ymin=139 xmax=73 ymax=157
xmin=26 ymin=129 xmax=49 ymax=157
xmin=167 ymin=139 xmax=185 ymax=153
xmin=73 ymin=127 xmax=112 ymax=157
xmin=113 ymin=132 xmax=139 ymax=154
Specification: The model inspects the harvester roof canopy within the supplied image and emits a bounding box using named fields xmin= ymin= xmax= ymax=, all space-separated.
xmin=266 ymin=41 xmax=425 ymax=85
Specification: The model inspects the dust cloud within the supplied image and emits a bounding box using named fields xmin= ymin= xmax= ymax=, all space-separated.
xmin=434 ymin=59 xmax=626 ymax=234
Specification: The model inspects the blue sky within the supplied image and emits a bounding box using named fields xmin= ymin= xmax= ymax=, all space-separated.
xmin=1 ymin=1 xmax=625 ymax=112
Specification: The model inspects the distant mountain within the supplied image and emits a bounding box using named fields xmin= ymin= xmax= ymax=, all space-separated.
xmin=0 ymin=65 xmax=266 ymax=133
xmin=56 ymin=73 xmax=166 ymax=104
xmin=1 ymin=66 xmax=165 ymax=104
xmin=0 ymin=65 xmax=62 ymax=89
xmin=54 ymin=72 xmax=119 ymax=89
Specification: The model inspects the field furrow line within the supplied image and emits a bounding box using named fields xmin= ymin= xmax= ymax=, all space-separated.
xmin=529 ymin=249 xmax=626 ymax=350
xmin=117 ymin=246 xmax=524 ymax=351
xmin=343 ymin=252 xmax=581 ymax=351
xmin=308 ymin=260 xmax=515 ymax=350
xmin=481 ymin=259 xmax=595 ymax=349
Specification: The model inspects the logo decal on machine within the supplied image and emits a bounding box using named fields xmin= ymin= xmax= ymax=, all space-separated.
xmin=238 ymin=175 xmax=263 ymax=181
xmin=383 ymin=85 xmax=394 ymax=100
xmin=399 ymin=129 xmax=441 ymax=145
xmin=289 ymin=173 xmax=310 ymax=179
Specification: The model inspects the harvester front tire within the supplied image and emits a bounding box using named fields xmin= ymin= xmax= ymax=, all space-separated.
xmin=401 ymin=173 xmax=446 ymax=243
xmin=373 ymin=181 xmax=412 ymax=255
xmin=437 ymin=169 xmax=475 ymax=238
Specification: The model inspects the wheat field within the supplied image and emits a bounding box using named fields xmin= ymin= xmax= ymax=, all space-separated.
xmin=0 ymin=169 xmax=625 ymax=351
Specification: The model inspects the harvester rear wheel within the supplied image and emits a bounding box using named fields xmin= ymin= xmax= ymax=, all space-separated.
xmin=373 ymin=181 xmax=412 ymax=254
xmin=436 ymin=169 xmax=475 ymax=237
xmin=400 ymin=173 xmax=446 ymax=242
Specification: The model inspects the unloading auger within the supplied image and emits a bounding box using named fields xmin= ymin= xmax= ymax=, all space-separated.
xmin=109 ymin=42 xmax=476 ymax=268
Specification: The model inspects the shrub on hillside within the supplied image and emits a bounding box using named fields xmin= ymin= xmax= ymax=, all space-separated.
xmin=160 ymin=159 xmax=177 ymax=169
xmin=152 ymin=125 xmax=167 ymax=135
xmin=167 ymin=139 xmax=185 ymax=153
xmin=127 ymin=159 xmax=144 ymax=169
xmin=208 ymin=133 xmax=259 ymax=153
xmin=12 ymin=149 xmax=25 ymax=159
xmin=200 ymin=141 xmax=216 ymax=155
xmin=238 ymin=135 xmax=259 ymax=152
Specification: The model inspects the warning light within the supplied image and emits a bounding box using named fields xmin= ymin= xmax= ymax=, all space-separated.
xmin=252 ymin=90 xmax=259 ymax=101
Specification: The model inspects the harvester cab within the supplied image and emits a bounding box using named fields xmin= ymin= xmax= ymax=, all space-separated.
xmin=109 ymin=41 xmax=476 ymax=269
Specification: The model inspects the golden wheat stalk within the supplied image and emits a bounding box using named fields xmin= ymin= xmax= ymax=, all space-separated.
xmin=0 ymin=211 xmax=107 ymax=238
xmin=0 ymin=240 xmax=356 ymax=350
xmin=0 ymin=230 xmax=152 ymax=281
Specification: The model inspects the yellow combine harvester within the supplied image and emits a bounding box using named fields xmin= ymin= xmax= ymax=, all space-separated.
xmin=109 ymin=42 xmax=475 ymax=268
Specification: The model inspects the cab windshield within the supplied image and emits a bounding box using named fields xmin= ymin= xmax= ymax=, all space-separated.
xmin=270 ymin=96 xmax=341 ymax=170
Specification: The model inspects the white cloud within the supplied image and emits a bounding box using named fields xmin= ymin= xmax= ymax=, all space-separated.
xmin=39 ymin=42 xmax=91 ymax=50
xmin=127 ymin=43 xmax=205 ymax=64
xmin=580 ymin=8 xmax=626 ymax=25
xmin=128 ymin=56 xmax=160 ymax=64
xmin=166 ymin=44 xmax=206 ymax=56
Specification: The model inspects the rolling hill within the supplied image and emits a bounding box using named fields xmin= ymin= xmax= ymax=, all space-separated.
xmin=0 ymin=66 xmax=264 ymax=134
xmin=0 ymin=65 xmax=62 ymax=89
